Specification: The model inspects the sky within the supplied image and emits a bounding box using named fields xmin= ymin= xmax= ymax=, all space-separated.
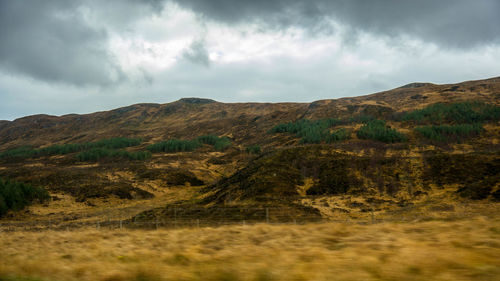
xmin=1 ymin=0 xmax=500 ymax=120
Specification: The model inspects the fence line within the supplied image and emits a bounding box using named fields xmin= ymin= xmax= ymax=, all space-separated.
xmin=0 ymin=203 xmax=496 ymax=232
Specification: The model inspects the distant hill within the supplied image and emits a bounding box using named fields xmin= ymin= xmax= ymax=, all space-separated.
xmin=0 ymin=76 xmax=498 ymax=221
xmin=1 ymin=76 xmax=498 ymax=150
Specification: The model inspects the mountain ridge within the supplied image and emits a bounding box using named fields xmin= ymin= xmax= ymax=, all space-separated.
xmin=1 ymin=76 xmax=499 ymax=151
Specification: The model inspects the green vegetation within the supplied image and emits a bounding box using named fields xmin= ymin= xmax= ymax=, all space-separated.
xmin=269 ymin=119 xmax=349 ymax=144
xmin=147 ymin=135 xmax=232 ymax=153
xmin=415 ymin=124 xmax=483 ymax=142
xmin=246 ymin=145 xmax=262 ymax=154
xmin=401 ymin=102 xmax=500 ymax=124
xmin=146 ymin=139 xmax=202 ymax=153
xmin=89 ymin=137 xmax=142 ymax=149
xmin=196 ymin=135 xmax=220 ymax=145
xmin=356 ymin=120 xmax=406 ymax=143
xmin=348 ymin=114 xmax=376 ymax=124
xmin=325 ymin=128 xmax=351 ymax=143
xmin=197 ymin=135 xmax=232 ymax=151
xmin=0 ymin=137 xmax=142 ymax=160
xmin=76 ymin=148 xmax=151 ymax=162
xmin=0 ymin=177 xmax=50 ymax=217
xmin=213 ymin=137 xmax=231 ymax=151
xmin=0 ymin=146 xmax=35 ymax=160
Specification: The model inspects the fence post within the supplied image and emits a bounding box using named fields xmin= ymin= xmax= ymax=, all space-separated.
xmin=156 ymin=217 xmax=159 ymax=230
xmin=196 ymin=219 xmax=200 ymax=228
xmin=120 ymin=219 xmax=123 ymax=230
xmin=97 ymin=221 xmax=100 ymax=230
xmin=49 ymin=219 xmax=51 ymax=230
xmin=174 ymin=208 xmax=177 ymax=228
xmin=266 ymin=208 xmax=269 ymax=224
xmin=371 ymin=205 xmax=375 ymax=224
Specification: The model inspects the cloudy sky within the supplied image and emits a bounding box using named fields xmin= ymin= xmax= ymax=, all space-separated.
xmin=1 ymin=0 xmax=500 ymax=120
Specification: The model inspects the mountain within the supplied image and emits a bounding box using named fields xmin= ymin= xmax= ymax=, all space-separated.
xmin=0 ymin=77 xmax=499 ymax=222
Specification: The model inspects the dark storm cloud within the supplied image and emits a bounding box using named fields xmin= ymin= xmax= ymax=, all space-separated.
xmin=182 ymin=39 xmax=211 ymax=67
xmin=171 ymin=0 xmax=500 ymax=48
xmin=0 ymin=0 xmax=161 ymax=86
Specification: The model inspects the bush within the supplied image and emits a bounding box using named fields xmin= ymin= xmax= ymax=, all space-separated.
xmin=415 ymin=123 xmax=483 ymax=142
xmin=246 ymin=145 xmax=262 ymax=154
xmin=214 ymin=137 xmax=231 ymax=151
xmin=401 ymin=102 xmax=500 ymax=124
xmin=0 ymin=178 xmax=50 ymax=217
xmin=356 ymin=120 xmax=406 ymax=143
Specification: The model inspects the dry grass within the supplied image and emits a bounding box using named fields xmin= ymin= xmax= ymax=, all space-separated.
xmin=1 ymin=217 xmax=499 ymax=281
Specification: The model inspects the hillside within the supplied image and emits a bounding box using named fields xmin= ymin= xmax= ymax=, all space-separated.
xmin=0 ymin=76 xmax=499 ymax=223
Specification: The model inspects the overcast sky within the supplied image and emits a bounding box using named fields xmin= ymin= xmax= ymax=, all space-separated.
xmin=1 ymin=0 xmax=500 ymax=120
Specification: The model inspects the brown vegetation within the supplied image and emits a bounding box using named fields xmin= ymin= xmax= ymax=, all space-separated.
xmin=1 ymin=216 xmax=499 ymax=281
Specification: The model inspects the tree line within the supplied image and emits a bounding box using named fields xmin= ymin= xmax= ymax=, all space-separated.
xmin=0 ymin=137 xmax=143 ymax=160
xmin=356 ymin=120 xmax=407 ymax=143
xmin=76 ymin=148 xmax=152 ymax=162
xmin=147 ymin=135 xmax=232 ymax=153
xmin=269 ymin=119 xmax=351 ymax=144
xmin=401 ymin=101 xmax=500 ymax=124
xmin=414 ymin=124 xmax=483 ymax=142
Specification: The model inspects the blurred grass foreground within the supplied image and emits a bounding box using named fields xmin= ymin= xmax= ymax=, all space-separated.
xmin=1 ymin=216 xmax=499 ymax=281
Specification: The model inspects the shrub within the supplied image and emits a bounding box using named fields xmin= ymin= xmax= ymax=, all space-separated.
xmin=0 ymin=177 xmax=50 ymax=217
xmin=246 ymin=145 xmax=262 ymax=154
xmin=214 ymin=137 xmax=231 ymax=151
xmin=356 ymin=120 xmax=406 ymax=143
xmin=415 ymin=123 xmax=483 ymax=142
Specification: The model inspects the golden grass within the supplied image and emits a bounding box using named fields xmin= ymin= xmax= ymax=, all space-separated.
xmin=1 ymin=217 xmax=499 ymax=281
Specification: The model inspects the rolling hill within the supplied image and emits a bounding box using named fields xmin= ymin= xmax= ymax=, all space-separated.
xmin=0 ymin=76 xmax=499 ymax=223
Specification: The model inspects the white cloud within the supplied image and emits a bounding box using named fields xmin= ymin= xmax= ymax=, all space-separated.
xmin=1 ymin=1 xmax=500 ymax=120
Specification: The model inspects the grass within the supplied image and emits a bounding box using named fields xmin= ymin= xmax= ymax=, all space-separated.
xmin=0 ymin=217 xmax=498 ymax=281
